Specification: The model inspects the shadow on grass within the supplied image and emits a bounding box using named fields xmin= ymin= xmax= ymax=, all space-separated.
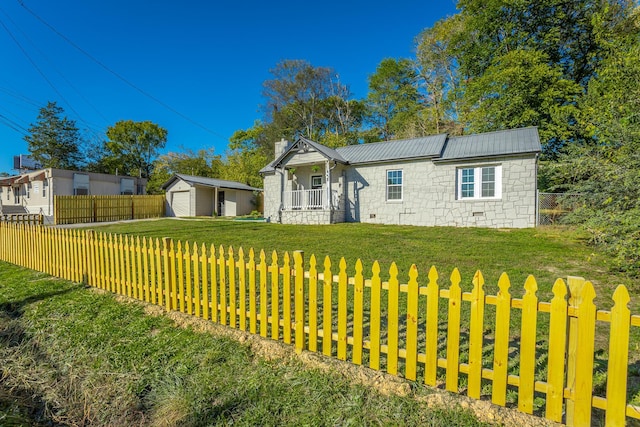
xmin=0 ymin=286 xmax=78 ymax=426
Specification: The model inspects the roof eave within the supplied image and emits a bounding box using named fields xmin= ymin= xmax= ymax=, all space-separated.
xmin=432 ymin=150 xmax=541 ymax=163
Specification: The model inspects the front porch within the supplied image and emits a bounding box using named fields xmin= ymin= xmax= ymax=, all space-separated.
xmin=280 ymin=188 xmax=344 ymax=224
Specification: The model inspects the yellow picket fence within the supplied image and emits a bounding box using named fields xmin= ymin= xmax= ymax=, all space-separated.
xmin=54 ymin=195 xmax=165 ymax=224
xmin=0 ymin=222 xmax=638 ymax=427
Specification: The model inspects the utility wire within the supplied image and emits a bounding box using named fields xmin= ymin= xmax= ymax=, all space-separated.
xmin=18 ymin=0 xmax=227 ymax=141
xmin=0 ymin=15 xmax=90 ymax=127
xmin=0 ymin=5 xmax=110 ymax=125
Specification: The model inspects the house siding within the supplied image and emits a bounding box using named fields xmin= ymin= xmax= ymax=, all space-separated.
xmin=195 ymin=186 xmax=213 ymax=216
xmin=1 ymin=169 xmax=146 ymax=217
xmin=345 ymin=156 xmax=537 ymax=228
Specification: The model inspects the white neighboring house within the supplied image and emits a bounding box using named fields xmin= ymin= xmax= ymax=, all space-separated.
xmin=0 ymin=168 xmax=147 ymax=218
xmin=162 ymin=174 xmax=261 ymax=217
xmin=260 ymin=127 xmax=542 ymax=228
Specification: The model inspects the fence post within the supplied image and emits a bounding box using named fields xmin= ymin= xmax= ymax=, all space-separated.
xmin=565 ymin=276 xmax=585 ymax=426
xmin=293 ymin=250 xmax=305 ymax=354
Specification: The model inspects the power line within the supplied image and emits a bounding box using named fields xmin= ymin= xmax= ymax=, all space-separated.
xmin=0 ymin=6 xmax=110 ymax=125
xmin=18 ymin=0 xmax=227 ymax=141
xmin=0 ymin=14 xmax=90 ymax=126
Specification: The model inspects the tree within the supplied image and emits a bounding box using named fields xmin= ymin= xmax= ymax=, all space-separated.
xmin=100 ymin=120 xmax=168 ymax=178
xmin=146 ymin=148 xmax=222 ymax=194
xmin=462 ymin=49 xmax=581 ymax=156
xmin=24 ymin=101 xmax=83 ymax=169
xmin=365 ymin=58 xmax=421 ymax=141
xmin=415 ymin=14 xmax=465 ymax=135
xmin=219 ymin=124 xmax=269 ymax=188
xmin=561 ymin=35 xmax=640 ymax=274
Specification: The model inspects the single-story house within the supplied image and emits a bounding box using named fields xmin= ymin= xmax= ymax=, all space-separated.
xmin=260 ymin=127 xmax=542 ymax=228
xmin=162 ymin=174 xmax=261 ymax=217
xmin=0 ymin=168 xmax=146 ymax=217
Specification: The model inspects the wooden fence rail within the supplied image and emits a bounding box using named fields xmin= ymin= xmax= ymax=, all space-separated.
xmin=0 ymin=222 xmax=638 ymax=426
xmin=54 ymin=195 xmax=165 ymax=224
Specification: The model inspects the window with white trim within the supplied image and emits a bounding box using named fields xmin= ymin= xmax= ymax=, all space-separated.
xmin=386 ymin=169 xmax=403 ymax=201
xmin=457 ymin=166 xmax=502 ymax=199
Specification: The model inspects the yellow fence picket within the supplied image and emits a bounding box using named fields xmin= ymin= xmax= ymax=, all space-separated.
xmin=201 ymin=243 xmax=209 ymax=320
xmin=218 ymin=246 xmax=227 ymax=325
xmin=210 ymin=244 xmax=218 ymax=322
xmin=294 ymin=250 xmax=304 ymax=354
xmin=446 ymin=268 xmax=462 ymax=393
xmin=606 ymin=285 xmax=631 ymax=426
xmin=492 ymin=272 xmax=511 ymax=406
xmin=369 ymin=261 xmax=382 ymax=371
xmin=518 ymin=275 xmax=539 ymax=414
xmin=573 ymin=281 xmax=596 ymax=426
xmin=185 ymin=242 xmax=193 ymax=315
xmin=248 ymin=248 xmax=257 ymax=334
xmin=337 ymin=257 xmax=348 ymax=361
xmin=271 ymin=251 xmax=279 ymax=340
xmin=405 ymin=264 xmax=419 ymax=381
xmin=546 ymin=279 xmax=568 ymax=422
xmin=193 ymin=244 xmax=201 ymax=317
xmin=387 ymin=262 xmax=399 ymax=375
xmin=177 ymin=241 xmax=184 ymax=312
xmin=283 ymin=252 xmax=292 ymax=344
xmin=468 ymin=270 xmax=485 ymax=399
xmin=237 ymin=247 xmax=246 ymax=330
xmin=352 ymin=259 xmax=364 ymax=366
xmin=228 ymin=247 xmax=236 ymax=328
xmin=308 ymin=255 xmax=318 ymax=353
xmin=259 ymin=250 xmax=268 ymax=337
xmin=425 ymin=266 xmax=439 ymax=386
xmin=322 ymin=256 xmax=332 ymax=357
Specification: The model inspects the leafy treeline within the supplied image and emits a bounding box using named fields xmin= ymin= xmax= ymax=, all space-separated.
xmin=22 ymin=0 xmax=639 ymax=273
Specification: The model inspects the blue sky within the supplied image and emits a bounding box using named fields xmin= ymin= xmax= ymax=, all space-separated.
xmin=0 ymin=0 xmax=458 ymax=174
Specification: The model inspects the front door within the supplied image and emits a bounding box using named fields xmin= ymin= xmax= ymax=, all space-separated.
xmin=217 ymin=191 xmax=225 ymax=216
xmin=13 ymin=186 xmax=20 ymax=204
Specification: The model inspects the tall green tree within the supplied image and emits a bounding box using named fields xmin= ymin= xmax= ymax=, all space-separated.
xmin=415 ymin=15 xmax=465 ymax=135
xmin=365 ymin=58 xmax=421 ymax=141
xmin=560 ymin=31 xmax=640 ymax=274
xmin=463 ymin=49 xmax=581 ymax=155
xmin=99 ymin=120 xmax=168 ymax=178
xmin=220 ymin=126 xmax=269 ymax=188
xmin=24 ymin=101 xmax=83 ymax=169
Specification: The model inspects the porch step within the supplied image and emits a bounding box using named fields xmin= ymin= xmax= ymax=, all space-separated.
xmin=1 ymin=205 xmax=28 ymax=214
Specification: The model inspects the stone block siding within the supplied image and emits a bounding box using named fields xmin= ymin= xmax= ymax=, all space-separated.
xmin=345 ymin=156 xmax=537 ymax=228
xmin=280 ymin=209 xmax=345 ymax=225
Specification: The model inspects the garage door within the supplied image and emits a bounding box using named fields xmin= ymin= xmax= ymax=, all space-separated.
xmin=171 ymin=191 xmax=190 ymax=217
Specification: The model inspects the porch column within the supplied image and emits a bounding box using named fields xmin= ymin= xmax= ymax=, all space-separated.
xmin=325 ymin=160 xmax=331 ymax=209
xmin=214 ymin=187 xmax=218 ymax=215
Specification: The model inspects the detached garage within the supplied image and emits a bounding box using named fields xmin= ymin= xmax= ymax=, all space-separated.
xmin=163 ymin=174 xmax=261 ymax=217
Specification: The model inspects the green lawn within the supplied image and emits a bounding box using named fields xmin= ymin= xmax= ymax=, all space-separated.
xmin=82 ymin=218 xmax=636 ymax=306
xmin=0 ymin=262 xmax=489 ymax=426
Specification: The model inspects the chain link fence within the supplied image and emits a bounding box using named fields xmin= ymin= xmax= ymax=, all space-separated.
xmin=538 ymin=192 xmax=583 ymax=225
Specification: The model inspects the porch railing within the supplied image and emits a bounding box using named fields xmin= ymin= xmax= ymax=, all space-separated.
xmin=283 ymin=189 xmax=326 ymax=210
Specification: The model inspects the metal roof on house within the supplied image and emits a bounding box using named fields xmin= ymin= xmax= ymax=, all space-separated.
xmin=336 ymin=134 xmax=447 ymax=164
xmin=259 ymin=127 xmax=541 ymax=173
xmin=162 ymin=174 xmax=261 ymax=192
xmin=437 ymin=127 xmax=541 ymax=161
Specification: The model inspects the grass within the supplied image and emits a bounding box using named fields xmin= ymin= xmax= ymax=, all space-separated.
xmin=74 ymin=218 xmax=640 ymax=419
xmin=83 ymin=218 xmax=636 ymax=305
xmin=0 ymin=261 xmax=491 ymax=426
